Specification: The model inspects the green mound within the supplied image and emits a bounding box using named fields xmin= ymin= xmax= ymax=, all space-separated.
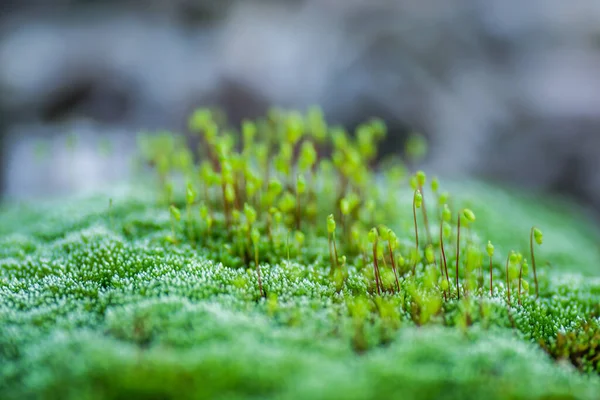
xmin=1 ymin=109 xmax=600 ymax=399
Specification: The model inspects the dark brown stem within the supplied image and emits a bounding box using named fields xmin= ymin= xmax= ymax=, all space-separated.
xmin=412 ymin=191 xmax=420 ymax=275
xmin=418 ymin=184 xmax=433 ymax=245
xmin=440 ymin=221 xmax=450 ymax=284
xmin=388 ymin=241 xmax=401 ymax=293
xmin=530 ymin=227 xmax=539 ymax=299
xmin=372 ymin=240 xmax=382 ymax=295
xmin=439 ymin=254 xmax=447 ymax=301
xmin=456 ymin=214 xmax=461 ymax=300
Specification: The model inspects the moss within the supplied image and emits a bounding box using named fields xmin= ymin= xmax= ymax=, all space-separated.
xmin=1 ymin=109 xmax=600 ymax=399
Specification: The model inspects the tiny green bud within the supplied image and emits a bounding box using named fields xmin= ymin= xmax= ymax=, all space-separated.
xmin=388 ymin=230 xmax=397 ymax=247
xmin=244 ymin=203 xmax=257 ymax=225
xmin=242 ymin=120 xmax=256 ymax=143
xmin=294 ymin=230 xmax=305 ymax=246
xmin=368 ymin=227 xmax=378 ymax=243
xmin=414 ymin=190 xmax=423 ymax=208
xmin=431 ymin=176 xmax=439 ymax=192
xmin=199 ymin=203 xmax=208 ymax=219
xmin=425 ymin=245 xmax=435 ymax=264
xmin=522 ymin=280 xmax=529 ymax=292
xmin=186 ymin=183 xmax=196 ymax=205
xmin=533 ymin=227 xmax=543 ymax=245
xmin=441 ymin=279 xmax=449 ymax=291
xmin=169 ymin=205 xmax=181 ymax=222
xmin=268 ymin=179 xmax=283 ymax=196
xmin=327 ymin=214 xmax=336 ymax=234
xmin=462 ymin=208 xmax=476 ymax=223
xmin=442 ymin=222 xmax=452 ymax=238
xmin=397 ymin=254 xmax=405 ymax=267
xmin=278 ymin=191 xmax=296 ymax=213
xmin=416 ymin=170 xmax=427 ymax=186
xmin=509 ymin=251 xmax=518 ymax=264
xmin=225 ymin=184 xmax=235 ymax=203
xmin=350 ymin=224 xmax=360 ymax=242
xmin=516 ymin=252 xmax=523 ymax=264
xmin=296 ymin=174 xmax=306 ymax=194
xmin=251 ymin=227 xmax=260 ymax=244
xmin=486 ymin=241 xmax=494 ymax=257
xmin=438 ymin=191 xmax=449 ymax=205
xmin=232 ymin=210 xmax=241 ymax=224
xmin=409 ymin=176 xmax=418 ymax=190
xmin=298 ymin=141 xmax=317 ymax=170
xmin=273 ymin=211 xmax=282 ymax=224
xmin=442 ymin=204 xmax=451 ymax=222
xmin=379 ymin=225 xmax=390 ymax=241
xmin=340 ymin=198 xmax=350 ymax=215
xmin=522 ymin=259 xmax=529 ymax=275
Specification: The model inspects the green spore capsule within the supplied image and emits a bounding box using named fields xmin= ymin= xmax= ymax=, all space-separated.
xmin=340 ymin=198 xmax=351 ymax=216
xmin=225 ymin=184 xmax=236 ymax=203
xmin=244 ymin=203 xmax=257 ymax=225
xmin=169 ymin=205 xmax=181 ymax=222
xmin=431 ymin=176 xmax=439 ymax=192
xmin=186 ymin=183 xmax=196 ymax=205
xmin=296 ymin=174 xmax=306 ymax=194
xmin=425 ymin=245 xmax=435 ymax=264
xmin=462 ymin=209 xmax=476 ymax=223
xmin=251 ymin=227 xmax=260 ymax=244
xmin=416 ymin=170 xmax=427 ymax=186
xmin=533 ymin=228 xmax=543 ymax=245
xmin=368 ymin=227 xmax=378 ymax=243
xmin=327 ymin=214 xmax=336 ymax=234
xmin=486 ymin=241 xmax=495 ymax=257
xmin=294 ymin=231 xmax=305 ymax=246
xmin=414 ymin=190 xmax=423 ymax=208
xmin=442 ymin=204 xmax=451 ymax=222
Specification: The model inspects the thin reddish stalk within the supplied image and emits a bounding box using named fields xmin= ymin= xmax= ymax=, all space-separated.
xmin=530 ymin=227 xmax=539 ymax=299
xmin=372 ymin=240 xmax=382 ymax=295
xmin=412 ymin=192 xmax=419 ymax=276
xmin=418 ymin=184 xmax=433 ymax=245
xmin=440 ymin=221 xmax=450 ymax=284
xmin=388 ymin=242 xmax=401 ymax=293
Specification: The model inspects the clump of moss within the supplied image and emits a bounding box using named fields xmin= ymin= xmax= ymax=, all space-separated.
xmin=1 ymin=107 xmax=600 ymax=399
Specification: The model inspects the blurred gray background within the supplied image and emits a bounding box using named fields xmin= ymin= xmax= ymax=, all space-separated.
xmin=1 ymin=0 xmax=600 ymax=212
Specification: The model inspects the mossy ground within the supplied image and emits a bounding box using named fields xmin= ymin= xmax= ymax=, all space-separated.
xmin=2 ymin=110 xmax=600 ymax=399
xmin=1 ymin=182 xmax=599 ymax=400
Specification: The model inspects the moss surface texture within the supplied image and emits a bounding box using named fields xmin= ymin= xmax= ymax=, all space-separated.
xmin=1 ymin=108 xmax=599 ymax=399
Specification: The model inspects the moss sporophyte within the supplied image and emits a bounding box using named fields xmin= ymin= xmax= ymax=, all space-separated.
xmin=135 ymin=108 xmax=555 ymax=312
xmin=7 ymin=106 xmax=600 ymax=400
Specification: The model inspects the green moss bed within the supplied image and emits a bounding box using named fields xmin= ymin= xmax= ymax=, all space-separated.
xmin=1 ymin=110 xmax=600 ymax=399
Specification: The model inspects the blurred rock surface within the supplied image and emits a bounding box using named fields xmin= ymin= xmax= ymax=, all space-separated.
xmin=1 ymin=0 xmax=600 ymax=212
